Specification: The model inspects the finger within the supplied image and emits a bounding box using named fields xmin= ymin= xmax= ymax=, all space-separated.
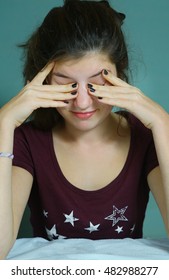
xmin=37 ymin=91 xmax=78 ymax=101
xmin=97 ymin=97 xmax=134 ymax=112
xmin=33 ymin=95 xmax=72 ymax=110
xmin=27 ymin=83 xmax=78 ymax=93
xmin=31 ymin=62 xmax=55 ymax=85
xmin=88 ymin=85 xmax=134 ymax=99
xmin=102 ymin=69 xmax=131 ymax=87
xmin=35 ymin=99 xmax=69 ymax=108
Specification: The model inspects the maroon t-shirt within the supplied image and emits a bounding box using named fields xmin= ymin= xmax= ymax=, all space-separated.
xmin=13 ymin=113 xmax=159 ymax=240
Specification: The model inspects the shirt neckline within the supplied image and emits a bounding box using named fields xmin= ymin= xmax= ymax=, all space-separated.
xmin=49 ymin=114 xmax=135 ymax=195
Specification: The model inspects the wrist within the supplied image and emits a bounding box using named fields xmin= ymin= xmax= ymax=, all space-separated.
xmin=150 ymin=107 xmax=169 ymax=129
xmin=0 ymin=152 xmax=14 ymax=159
xmin=0 ymin=120 xmax=15 ymax=152
xmin=151 ymin=111 xmax=169 ymax=137
xmin=0 ymin=113 xmax=16 ymax=131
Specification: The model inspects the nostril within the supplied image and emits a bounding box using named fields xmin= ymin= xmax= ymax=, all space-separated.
xmin=73 ymin=87 xmax=93 ymax=109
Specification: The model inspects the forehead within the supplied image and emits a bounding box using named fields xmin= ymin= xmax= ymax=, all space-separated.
xmin=52 ymin=52 xmax=116 ymax=76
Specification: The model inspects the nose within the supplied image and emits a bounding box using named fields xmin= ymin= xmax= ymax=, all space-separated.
xmin=73 ymin=84 xmax=93 ymax=110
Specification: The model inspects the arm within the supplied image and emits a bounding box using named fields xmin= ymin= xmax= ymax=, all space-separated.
xmin=89 ymin=69 xmax=169 ymax=235
xmin=0 ymin=125 xmax=20 ymax=259
xmin=0 ymin=62 xmax=78 ymax=259
xmin=0 ymin=120 xmax=33 ymax=258
xmin=0 ymin=165 xmax=32 ymax=259
xmin=147 ymin=115 xmax=169 ymax=235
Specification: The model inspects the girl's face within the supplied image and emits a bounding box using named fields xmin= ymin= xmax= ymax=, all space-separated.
xmin=50 ymin=52 xmax=117 ymax=132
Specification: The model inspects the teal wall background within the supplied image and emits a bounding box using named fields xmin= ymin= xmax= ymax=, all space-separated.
xmin=0 ymin=0 xmax=168 ymax=238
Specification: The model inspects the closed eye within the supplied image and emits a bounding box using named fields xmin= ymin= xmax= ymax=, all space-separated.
xmin=52 ymin=77 xmax=75 ymax=85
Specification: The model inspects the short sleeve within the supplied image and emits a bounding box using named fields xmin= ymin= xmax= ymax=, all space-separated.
xmin=13 ymin=125 xmax=34 ymax=176
xmin=143 ymin=138 xmax=159 ymax=177
xmin=128 ymin=111 xmax=159 ymax=178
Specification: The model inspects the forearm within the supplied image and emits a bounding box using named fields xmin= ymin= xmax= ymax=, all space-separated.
xmin=152 ymin=112 xmax=169 ymax=229
xmin=0 ymin=120 xmax=15 ymax=259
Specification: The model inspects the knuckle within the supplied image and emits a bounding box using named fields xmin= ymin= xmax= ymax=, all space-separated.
xmin=133 ymin=94 xmax=141 ymax=104
xmin=131 ymin=88 xmax=143 ymax=101
xmin=24 ymin=84 xmax=35 ymax=93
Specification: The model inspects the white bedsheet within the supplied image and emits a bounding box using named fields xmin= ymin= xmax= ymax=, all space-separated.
xmin=6 ymin=237 xmax=169 ymax=260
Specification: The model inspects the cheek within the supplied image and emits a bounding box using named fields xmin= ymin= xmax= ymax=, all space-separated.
xmin=98 ymin=101 xmax=113 ymax=113
xmin=105 ymin=81 xmax=112 ymax=86
xmin=56 ymin=107 xmax=68 ymax=118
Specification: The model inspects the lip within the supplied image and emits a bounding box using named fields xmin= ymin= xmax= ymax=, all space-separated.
xmin=71 ymin=110 xmax=97 ymax=119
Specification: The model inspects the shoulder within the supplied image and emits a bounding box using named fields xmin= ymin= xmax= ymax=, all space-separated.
xmin=120 ymin=111 xmax=159 ymax=175
xmin=122 ymin=111 xmax=153 ymax=139
xmin=116 ymin=111 xmax=155 ymax=150
xmin=14 ymin=121 xmax=52 ymax=148
xmin=14 ymin=121 xmax=50 ymax=138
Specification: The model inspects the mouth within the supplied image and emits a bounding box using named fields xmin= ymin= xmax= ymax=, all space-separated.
xmin=71 ymin=110 xmax=97 ymax=119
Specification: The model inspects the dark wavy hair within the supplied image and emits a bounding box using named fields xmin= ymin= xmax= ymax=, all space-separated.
xmin=20 ymin=0 xmax=129 ymax=130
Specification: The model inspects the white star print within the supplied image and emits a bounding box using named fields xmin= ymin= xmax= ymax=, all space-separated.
xmin=85 ymin=222 xmax=100 ymax=233
xmin=64 ymin=210 xmax=79 ymax=226
xmin=43 ymin=210 xmax=48 ymax=218
xmin=45 ymin=224 xmax=66 ymax=240
xmin=130 ymin=224 xmax=135 ymax=233
xmin=105 ymin=205 xmax=128 ymax=227
xmin=115 ymin=225 xmax=123 ymax=234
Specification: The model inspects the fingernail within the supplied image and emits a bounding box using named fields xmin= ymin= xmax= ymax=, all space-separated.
xmin=72 ymin=83 xmax=77 ymax=88
xmin=104 ymin=69 xmax=108 ymax=75
xmin=88 ymin=83 xmax=93 ymax=88
xmin=89 ymin=87 xmax=95 ymax=92
xmin=98 ymin=97 xmax=103 ymax=99
xmin=71 ymin=91 xmax=77 ymax=95
xmin=63 ymin=100 xmax=69 ymax=104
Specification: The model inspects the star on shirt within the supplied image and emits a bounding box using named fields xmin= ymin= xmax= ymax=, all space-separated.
xmin=43 ymin=210 xmax=48 ymax=218
xmin=85 ymin=222 xmax=100 ymax=233
xmin=130 ymin=224 xmax=135 ymax=234
xmin=105 ymin=205 xmax=128 ymax=227
xmin=64 ymin=210 xmax=79 ymax=227
xmin=45 ymin=224 xmax=66 ymax=240
xmin=115 ymin=225 xmax=123 ymax=234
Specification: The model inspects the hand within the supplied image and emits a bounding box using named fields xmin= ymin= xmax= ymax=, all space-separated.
xmin=89 ymin=70 xmax=168 ymax=130
xmin=0 ymin=62 xmax=78 ymax=129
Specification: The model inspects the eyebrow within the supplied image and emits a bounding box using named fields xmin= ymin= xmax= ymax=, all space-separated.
xmin=52 ymin=70 xmax=102 ymax=79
